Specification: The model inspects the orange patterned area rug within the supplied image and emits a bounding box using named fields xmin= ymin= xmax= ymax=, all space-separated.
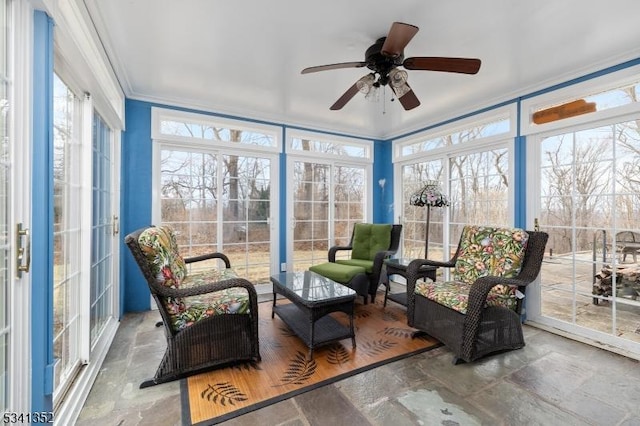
xmin=181 ymin=296 xmax=440 ymax=425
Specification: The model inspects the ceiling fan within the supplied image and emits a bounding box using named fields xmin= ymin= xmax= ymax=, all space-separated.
xmin=301 ymin=22 xmax=481 ymax=111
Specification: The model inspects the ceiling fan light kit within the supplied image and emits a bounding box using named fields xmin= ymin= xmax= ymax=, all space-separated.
xmin=301 ymin=22 xmax=481 ymax=111
xmin=356 ymin=74 xmax=376 ymax=94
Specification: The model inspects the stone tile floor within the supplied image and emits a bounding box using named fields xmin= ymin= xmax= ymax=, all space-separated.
xmin=77 ymin=300 xmax=640 ymax=426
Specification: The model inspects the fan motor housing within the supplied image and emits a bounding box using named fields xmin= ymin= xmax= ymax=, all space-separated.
xmin=365 ymin=37 xmax=403 ymax=79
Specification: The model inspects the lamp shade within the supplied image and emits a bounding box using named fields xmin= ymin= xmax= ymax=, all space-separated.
xmin=409 ymin=180 xmax=449 ymax=208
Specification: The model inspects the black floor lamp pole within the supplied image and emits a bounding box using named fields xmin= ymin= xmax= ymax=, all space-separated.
xmin=424 ymin=205 xmax=431 ymax=259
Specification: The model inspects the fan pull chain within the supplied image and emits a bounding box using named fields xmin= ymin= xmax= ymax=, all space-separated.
xmin=383 ymin=85 xmax=387 ymax=114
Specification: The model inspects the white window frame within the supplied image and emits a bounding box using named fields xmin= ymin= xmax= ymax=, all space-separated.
xmin=285 ymin=129 xmax=373 ymax=163
xmin=152 ymin=107 xmax=281 ymax=154
xmin=392 ymin=105 xmax=516 ymax=163
xmin=46 ymin=0 xmax=125 ymax=421
xmin=523 ymin=65 xmax=640 ymax=359
xmin=150 ymin=108 xmax=281 ymax=281
xmin=392 ymin=105 xmax=517 ymax=259
xmin=521 ymin=64 xmax=640 ymax=136
xmin=284 ymin=129 xmax=374 ymax=270
xmin=8 ymin=0 xmax=34 ymax=415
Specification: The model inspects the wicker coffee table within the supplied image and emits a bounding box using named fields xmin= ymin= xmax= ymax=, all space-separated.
xmin=271 ymin=271 xmax=356 ymax=359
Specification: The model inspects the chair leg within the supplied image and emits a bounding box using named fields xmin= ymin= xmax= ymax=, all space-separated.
xmin=452 ymin=356 xmax=466 ymax=365
xmin=411 ymin=330 xmax=428 ymax=339
xmin=140 ymin=378 xmax=159 ymax=389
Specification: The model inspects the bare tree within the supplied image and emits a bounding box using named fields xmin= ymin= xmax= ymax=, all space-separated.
xmin=542 ymin=136 xmax=610 ymax=253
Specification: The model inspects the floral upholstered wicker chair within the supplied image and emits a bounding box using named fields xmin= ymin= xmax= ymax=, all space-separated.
xmin=406 ymin=225 xmax=548 ymax=363
xmin=125 ymin=225 xmax=260 ymax=388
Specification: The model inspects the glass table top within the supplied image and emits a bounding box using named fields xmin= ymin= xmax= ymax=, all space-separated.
xmin=271 ymin=271 xmax=356 ymax=302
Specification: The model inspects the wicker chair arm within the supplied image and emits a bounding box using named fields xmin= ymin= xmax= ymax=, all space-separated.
xmin=408 ymin=258 xmax=454 ymax=271
xmin=184 ymin=252 xmax=231 ymax=268
xmin=328 ymin=245 xmax=352 ymax=262
xmin=373 ymin=249 xmax=395 ymax=268
xmin=371 ymin=250 xmax=396 ymax=285
xmin=405 ymin=258 xmax=453 ymax=293
xmin=460 ymin=276 xmax=526 ymax=360
xmin=150 ymin=277 xmax=257 ymax=299
xmin=467 ymin=276 xmax=526 ymax=311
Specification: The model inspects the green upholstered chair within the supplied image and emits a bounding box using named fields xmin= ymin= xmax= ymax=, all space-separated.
xmin=310 ymin=223 xmax=402 ymax=303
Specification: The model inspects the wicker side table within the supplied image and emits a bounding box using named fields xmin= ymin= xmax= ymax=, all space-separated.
xmin=383 ymin=258 xmax=437 ymax=307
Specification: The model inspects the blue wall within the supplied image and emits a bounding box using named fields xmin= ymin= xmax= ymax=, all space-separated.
xmin=31 ymin=10 xmax=54 ymax=413
xmin=373 ymin=140 xmax=394 ymax=223
xmin=121 ymin=100 xmax=154 ymax=312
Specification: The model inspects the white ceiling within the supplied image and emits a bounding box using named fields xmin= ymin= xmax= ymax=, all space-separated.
xmin=84 ymin=0 xmax=640 ymax=139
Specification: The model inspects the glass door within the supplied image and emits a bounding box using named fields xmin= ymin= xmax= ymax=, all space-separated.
xmin=90 ymin=112 xmax=116 ymax=346
xmin=1 ymin=0 xmax=30 ymax=413
xmin=532 ymin=121 xmax=640 ymax=354
xmin=289 ymin=159 xmax=366 ymax=272
xmin=52 ymin=73 xmax=82 ymax=398
xmin=290 ymin=160 xmax=330 ymax=271
xmin=0 ymin=0 xmax=10 ymax=409
xmin=51 ymin=81 xmax=121 ymax=405
xmin=159 ymin=147 xmax=277 ymax=284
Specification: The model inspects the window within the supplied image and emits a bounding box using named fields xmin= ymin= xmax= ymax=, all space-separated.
xmin=289 ymin=135 xmax=371 ymax=159
xmin=153 ymin=109 xmax=279 ymax=151
xmin=52 ymin=73 xmax=83 ymax=398
xmin=449 ymin=148 xmax=510 ymax=233
xmin=159 ymin=148 xmax=275 ymax=283
xmin=286 ymin=131 xmax=372 ymax=271
xmin=400 ymin=160 xmax=446 ymax=259
xmin=522 ymin=65 xmax=640 ymax=135
xmin=532 ymin=80 xmax=640 ymax=125
xmin=534 ymin=119 xmax=640 ymax=345
xmin=394 ymin=107 xmax=515 ymax=259
xmin=90 ymin=112 xmax=114 ymax=345
xmin=153 ymin=108 xmax=280 ymax=285
xmin=395 ymin=114 xmax=511 ymax=160
xmin=525 ymin=65 xmax=640 ymax=356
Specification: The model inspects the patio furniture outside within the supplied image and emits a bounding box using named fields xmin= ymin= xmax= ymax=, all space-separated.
xmin=616 ymin=231 xmax=640 ymax=263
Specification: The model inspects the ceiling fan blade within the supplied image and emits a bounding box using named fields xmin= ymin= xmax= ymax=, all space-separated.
xmin=381 ymin=22 xmax=419 ymax=57
xmin=301 ymin=62 xmax=367 ymax=74
xmin=403 ymin=57 xmax=481 ymax=74
xmin=330 ymin=83 xmax=360 ymax=110
xmin=392 ymin=84 xmax=421 ymax=110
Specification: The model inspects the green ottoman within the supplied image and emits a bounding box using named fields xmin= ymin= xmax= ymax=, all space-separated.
xmin=309 ymin=262 xmax=370 ymax=304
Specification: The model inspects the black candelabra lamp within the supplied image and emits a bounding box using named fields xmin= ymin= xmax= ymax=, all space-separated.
xmin=409 ymin=180 xmax=450 ymax=258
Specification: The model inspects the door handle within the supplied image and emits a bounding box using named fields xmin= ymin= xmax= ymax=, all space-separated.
xmin=112 ymin=215 xmax=120 ymax=236
xmin=16 ymin=223 xmax=31 ymax=278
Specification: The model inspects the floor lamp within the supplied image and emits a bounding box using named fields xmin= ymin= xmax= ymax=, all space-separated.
xmin=409 ymin=181 xmax=449 ymax=259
